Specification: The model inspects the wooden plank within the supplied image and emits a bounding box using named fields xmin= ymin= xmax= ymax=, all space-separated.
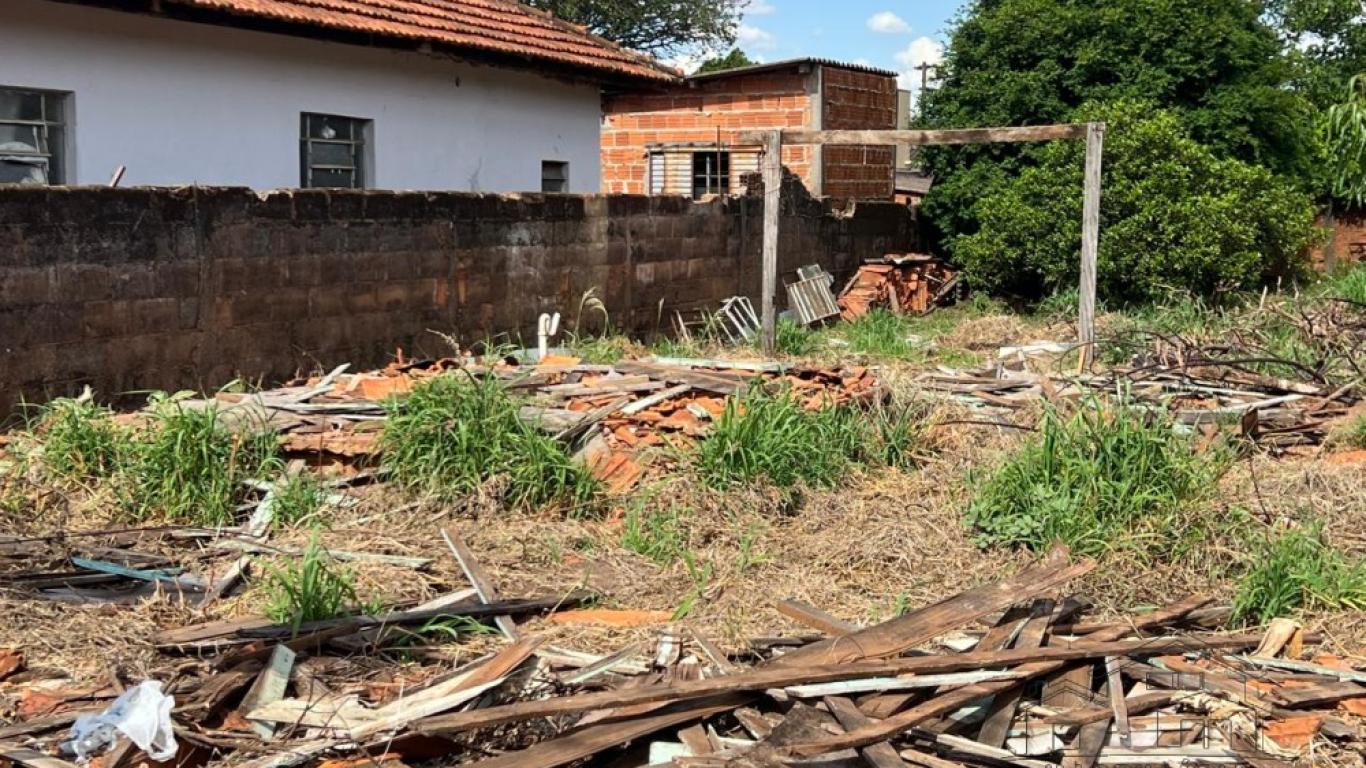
xmin=620 ymin=383 xmax=693 ymax=415
xmin=1063 ymin=676 xmax=1110 ymax=768
xmin=237 ymin=645 xmax=296 ymax=740
xmin=69 ymin=557 xmax=183 ymax=583
xmin=778 ymin=596 xmax=1213 ymax=758
xmin=1104 ymin=657 xmax=1130 ymax=747
xmin=199 ymin=555 xmax=251 ymax=610
xmin=462 ymin=696 xmax=748 ymax=768
xmin=761 ymin=129 xmax=781 ymax=353
xmin=1077 ymin=121 xmax=1104 ymax=368
xmin=825 ymin=696 xmax=907 ymax=768
xmin=415 ymin=631 xmax=1263 ymax=735
xmin=1231 ymin=655 xmax=1366 ymax=684
xmin=214 ymin=539 xmax=430 ymax=569
xmin=978 ymin=599 xmax=1054 ymax=748
xmin=440 ymin=530 xmax=518 ymax=640
xmin=776 ymin=599 xmax=859 ymax=636
xmin=0 ymin=749 xmax=80 ymax=768
xmin=771 ymin=548 xmax=1094 ymax=667
xmin=782 ymin=670 xmax=1024 ymax=698
xmin=748 ymin=124 xmax=1090 ymax=147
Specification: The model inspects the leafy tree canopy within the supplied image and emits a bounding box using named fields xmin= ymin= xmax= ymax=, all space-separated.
xmin=524 ymin=0 xmax=745 ymax=56
xmin=953 ymin=101 xmax=1319 ymax=305
xmin=1270 ymin=0 xmax=1366 ymax=108
xmin=1327 ymin=75 xmax=1366 ymax=207
xmin=696 ymin=48 xmax=756 ymax=74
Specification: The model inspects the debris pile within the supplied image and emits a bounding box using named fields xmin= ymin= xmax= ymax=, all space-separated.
xmin=838 ymin=254 xmax=959 ymax=320
xmin=1 ymin=546 xmax=1360 ymax=768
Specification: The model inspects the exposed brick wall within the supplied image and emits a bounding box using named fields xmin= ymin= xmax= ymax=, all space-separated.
xmin=0 ymin=185 xmax=915 ymax=415
xmin=1312 ymin=210 xmax=1366 ymax=270
xmin=820 ymin=68 xmax=897 ymax=201
xmin=602 ymin=71 xmax=816 ymax=195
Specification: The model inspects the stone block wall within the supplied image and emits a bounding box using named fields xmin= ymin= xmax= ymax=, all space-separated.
xmin=0 ymin=185 xmax=915 ymax=415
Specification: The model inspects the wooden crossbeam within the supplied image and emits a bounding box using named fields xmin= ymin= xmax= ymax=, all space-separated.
xmin=740 ymin=124 xmax=1088 ymax=147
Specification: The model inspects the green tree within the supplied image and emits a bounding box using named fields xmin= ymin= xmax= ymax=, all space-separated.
xmin=523 ymin=0 xmax=745 ymax=56
xmin=1270 ymin=0 xmax=1366 ymax=108
xmin=696 ymin=48 xmax=755 ymax=74
xmin=918 ymin=0 xmax=1318 ymax=256
xmin=953 ymin=101 xmax=1318 ymax=304
xmin=1326 ymin=75 xmax=1366 ymax=207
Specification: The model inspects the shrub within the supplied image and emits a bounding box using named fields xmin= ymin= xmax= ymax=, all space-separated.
xmin=953 ymin=100 xmax=1319 ymax=304
xmin=967 ymin=401 xmax=1230 ymax=557
xmin=1233 ymin=524 xmax=1366 ymax=625
xmin=381 ymin=373 xmax=597 ymax=509
xmin=122 ymin=398 xmax=278 ymax=526
xmin=30 ymin=390 xmax=130 ymax=480
xmin=263 ymin=533 xmax=362 ymax=636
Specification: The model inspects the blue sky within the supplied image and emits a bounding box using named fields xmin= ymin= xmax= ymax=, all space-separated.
xmin=689 ymin=0 xmax=966 ymax=89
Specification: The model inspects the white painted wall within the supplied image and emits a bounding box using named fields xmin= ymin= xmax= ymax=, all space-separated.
xmin=0 ymin=0 xmax=603 ymax=192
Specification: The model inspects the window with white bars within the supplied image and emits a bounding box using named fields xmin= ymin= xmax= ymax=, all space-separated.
xmin=300 ymin=113 xmax=370 ymax=189
xmin=0 ymin=88 xmax=69 ymax=185
xmin=647 ymin=147 xmax=761 ymax=198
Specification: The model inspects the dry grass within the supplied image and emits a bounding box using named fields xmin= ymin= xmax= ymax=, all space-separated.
xmin=3 ymin=307 xmax=1364 ymax=701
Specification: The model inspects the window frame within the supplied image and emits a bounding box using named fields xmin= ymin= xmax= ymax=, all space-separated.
xmin=0 ymin=87 xmax=70 ymax=185
xmin=691 ymin=150 xmax=730 ymax=199
xmin=541 ymin=160 xmax=569 ymax=193
xmin=299 ymin=112 xmax=372 ymax=189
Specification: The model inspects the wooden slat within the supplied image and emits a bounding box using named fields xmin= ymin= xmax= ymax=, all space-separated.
xmin=416 ymin=632 xmax=1264 ymax=735
xmin=441 ymin=530 xmax=519 ymax=640
xmin=743 ymin=124 xmax=1090 ymax=146
xmin=771 ymin=548 xmax=1093 ymax=667
xmin=977 ymin=599 xmax=1054 ymax=748
xmin=775 ymin=599 xmax=859 ymax=636
xmin=237 ymin=645 xmax=296 ymax=739
xmin=825 ymin=696 xmax=908 ymax=768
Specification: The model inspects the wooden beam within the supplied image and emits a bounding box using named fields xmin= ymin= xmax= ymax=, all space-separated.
xmin=441 ymin=529 xmax=519 ymax=640
xmin=741 ymin=124 xmax=1089 ymax=147
xmin=760 ymin=129 xmax=782 ymax=354
xmin=1077 ymin=122 xmax=1104 ymax=368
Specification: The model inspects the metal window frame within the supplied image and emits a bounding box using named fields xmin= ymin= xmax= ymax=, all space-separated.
xmin=647 ymin=145 xmax=761 ymax=198
xmin=691 ymin=150 xmax=730 ymax=199
xmin=300 ymin=113 xmax=369 ymax=189
xmin=0 ymin=87 xmax=67 ymax=184
xmin=541 ymin=160 xmax=569 ymax=193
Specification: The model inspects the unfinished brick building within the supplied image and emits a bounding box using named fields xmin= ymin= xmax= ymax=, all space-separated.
xmin=602 ymin=59 xmax=900 ymax=201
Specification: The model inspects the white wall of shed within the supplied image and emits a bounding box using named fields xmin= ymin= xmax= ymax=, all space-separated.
xmin=0 ymin=0 xmax=603 ymax=192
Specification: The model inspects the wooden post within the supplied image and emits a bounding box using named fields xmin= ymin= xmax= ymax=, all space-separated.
xmin=760 ymin=130 xmax=782 ymax=354
xmin=1078 ymin=122 xmax=1104 ymax=369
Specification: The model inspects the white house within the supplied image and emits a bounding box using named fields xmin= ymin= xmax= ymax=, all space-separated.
xmin=0 ymin=0 xmax=676 ymax=192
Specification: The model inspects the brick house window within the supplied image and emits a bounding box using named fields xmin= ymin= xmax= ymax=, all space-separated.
xmin=648 ymin=148 xmax=760 ymax=198
xmin=300 ymin=113 xmax=370 ymax=188
xmin=0 ymin=87 xmax=69 ymax=185
xmin=692 ymin=151 xmax=730 ymax=198
xmin=541 ymin=161 xmax=569 ymax=193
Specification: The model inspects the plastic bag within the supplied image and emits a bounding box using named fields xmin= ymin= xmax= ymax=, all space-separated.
xmin=64 ymin=680 xmax=178 ymax=762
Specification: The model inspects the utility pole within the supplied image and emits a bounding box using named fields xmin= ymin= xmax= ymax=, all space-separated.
xmin=915 ymin=62 xmax=939 ymax=92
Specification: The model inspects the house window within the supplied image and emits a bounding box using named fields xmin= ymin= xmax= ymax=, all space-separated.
xmin=0 ymin=87 xmax=68 ymax=185
xmin=300 ymin=113 xmax=370 ymax=188
xmin=692 ymin=151 xmax=730 ymax=198
xmin=541 ymin=161 xmax=569 ymax=193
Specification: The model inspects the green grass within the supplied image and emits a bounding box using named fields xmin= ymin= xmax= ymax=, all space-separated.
xmin=1233 ymin=523 xmax=1366 ymax=625
xmin=1330 ymin=414 xmax=1366 ymax=449
xmin=775 ymin=318 xmax=820 ymax=357
xmin=271 ymin=472 xmax=328 ymax=527
xmin=621 ymin=498 xmax=688 ymax=565
xmin=566 ymin=333 xmax=633 ymax=364
xmin=838 ymin=309 xmax=922 ymax=360
xmin=696 ymin=385 xmax=866 ymax=489
xmin=29 ymin=391 xmax=131 ymax=480
xmin=381 ymin=373 xmax=598 ymax=511
xmin=695 ymin=385 xmax=927 ymax=489
xmin=1322 ymin=263 xmax=1366 ymax=304
xmin=263 ymin=532 xmax=363 ymax=636
xmin=967 ymin=401 xmax=1231 ymax=558
xmin=121 ymin=397 xmax=278 ymax=526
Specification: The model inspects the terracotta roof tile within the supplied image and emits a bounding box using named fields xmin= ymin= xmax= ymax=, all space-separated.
xmin=117 ymin=0 xmax=679 ymax=82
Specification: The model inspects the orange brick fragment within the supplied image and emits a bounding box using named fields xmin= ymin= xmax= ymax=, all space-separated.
xmin=1263 ymin=715 xmax=1322 ymax=750
xmin=0 ymin=648 xmax=21 ymax=681
xmin=1339 ymin=697 xmax=1366 ymax=716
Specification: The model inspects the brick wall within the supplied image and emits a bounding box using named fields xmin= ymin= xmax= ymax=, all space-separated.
xmin=0 ymin=184 xmax=915 ymax=415
xmin=602 ymin=70 xmax=817 ymax=195
xmin=1313 ymin=210 xmax=1366 ymax=270
xmin=820 ymin=68 xmax=897 ymax=201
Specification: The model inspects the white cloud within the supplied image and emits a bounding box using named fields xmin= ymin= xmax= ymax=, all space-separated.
xmin=737 ymin=23 xmax=777 ymax=51
xmin=867 ymin=11 xmax=912 ymax=35
xmin=894 ymin=36 xmax=945 ymax=93
xmin=746 ymin=0 xmax=777 ymax=16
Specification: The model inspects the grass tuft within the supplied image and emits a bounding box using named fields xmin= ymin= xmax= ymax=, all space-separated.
xmin=839 ymin=310 xmax=920 ymax=360
xmin=263 ymin=532 xmax=362 ymax=636
xmin=775 ymin=318 xmax=820 ymax=357
xmin=271 ymin=472 xmax=328 ymax=527
xmin=30 ymin=390 xmax=130 ymax=480
xmin=967 ymin=401 xmax=1230 ymax=558
xmin=1329 ymin=414 xmax=1366 ymax=449
xmin=621 ymin=498 xmax=688 ymax=565
xmin=381 ymin=373 xmax=597 ymax=510
xmin=1233 ymin=523 xmax=1366 ymax=625
xmin=1324 ymin=264 xmax=1366 ymax=305
xmin=122 ymin=397 xmax=278 ymax=526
